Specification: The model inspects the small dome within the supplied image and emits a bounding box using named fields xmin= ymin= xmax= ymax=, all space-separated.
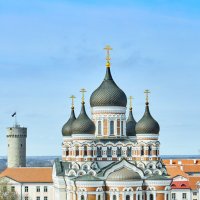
xmin=135 ymin=102 xmax=160 ymax=134
xmin=126 ymin=108 xmax=137 ymax=136
xmin=107 ymin=167 xmax=141 ymax=181
xmin=90 ymin=67 xmax=127 ymax=107
xmin=62 ymin=107 xmax=76 ymax=136
xmin=72 ymin=102 xmax=95 ymax=134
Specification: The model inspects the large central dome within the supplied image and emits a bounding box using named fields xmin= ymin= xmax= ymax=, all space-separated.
xmin=90 ymin=67 xmax=127 ymax=107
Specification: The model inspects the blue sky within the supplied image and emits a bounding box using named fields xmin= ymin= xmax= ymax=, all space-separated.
xmin=0 ymin=0 xmax=200 ymax=156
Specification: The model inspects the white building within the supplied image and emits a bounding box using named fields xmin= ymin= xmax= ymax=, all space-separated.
xmin=0 ymin=167 xmax=53 ymax=200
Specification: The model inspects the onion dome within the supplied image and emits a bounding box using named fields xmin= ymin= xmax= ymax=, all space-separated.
xmin=135 ymin=90 xmax=160 ymax=134
xmin=107 ymin=167 xmax=141 ymax=181
xmin=126 ymin=96 xmax=136 ymax=136
xmin=72 ymin=89 xmax=95 ymax=135
xmin=62 ymin=96 xmax=76 ymax=136
xmin=90 ymin=45 xmax=127 ymax=107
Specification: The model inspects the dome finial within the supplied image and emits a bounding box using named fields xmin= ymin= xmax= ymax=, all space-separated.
xmin=70 ymin=95 xmax=76 ymax=109
xmin=129 ymin=96 xmax=133 ymax=110
xmin=80 ymin=88 xmax=87 ymax=104
xmin=144 ymin=89 xmax=150 ymax=105
xmin=104 ymin=45 xmax=112 ymax=68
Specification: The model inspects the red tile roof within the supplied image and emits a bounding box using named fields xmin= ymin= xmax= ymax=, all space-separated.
xmin=0 ymin=168 xmax=53 ymax=183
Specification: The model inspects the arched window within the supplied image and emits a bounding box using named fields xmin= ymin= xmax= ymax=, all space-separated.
xmin=141 ymin=146 xmax=144 ymax=156
xmin=156 ymin=149 xmax=159 ymax=156
xmin=98 ymin=121 xmax=102 ymax=136
xmin=75 ymin=146 xmax=79 ymax=156
xmin=127 ymin=147 xmax=132 ymax=157
xmin=150 ymin=194 xmax=154 ymax=200
xmin=110 ymin=121 xmax=114 ymax=135
xmin=81 ymin=195 xmax=85 ymax=200
xmin=84 ymin=146 xmax=87 ymax=156
xmin=107 ymin=147 xmax=112 ymax=157
xmin=117 ymin=147 xmax=122 ymax=157
xmin=148 ymin=146 xmax=152 ymax=156
xmin=97 ymin=195 xmax=101 ymax=200
xmin=126 ymin=195 xmax=130 ymax=200
xmin=121 ymin=121 xmax=124 ymax=136
xmin=97 ymin=147 xmax=102 ymax=157
xmin=91 ymin=147 xmax=93 ymax=157
xmin=113 ymin=195 xmax=117 ymax=200
xmin=66 ymin=147 xmax=69 ymax=156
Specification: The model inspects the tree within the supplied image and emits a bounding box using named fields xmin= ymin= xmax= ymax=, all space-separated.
xmin=0 ymin=178 xmax=19 ymax=200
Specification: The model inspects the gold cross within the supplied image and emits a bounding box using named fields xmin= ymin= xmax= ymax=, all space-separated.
xmin=104 ymin=45 xmax=112 ymax=67
xmin=80 ymin=88 xmax=87 ymax=103
xmin=144 ymin=89 xmax=150 ymax=103
xmin=129 ymin=96 xmax=133 ymax=109
xmin=70 ymin=95 xmax=76 ymax=108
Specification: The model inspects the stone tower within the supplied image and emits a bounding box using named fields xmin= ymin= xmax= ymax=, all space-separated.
xmin=7 ymin=124 xmax=27 ymax=168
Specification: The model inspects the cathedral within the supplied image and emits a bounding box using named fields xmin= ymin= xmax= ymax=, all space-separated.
xmin=52 ymin=46 xmax=172 ymax=200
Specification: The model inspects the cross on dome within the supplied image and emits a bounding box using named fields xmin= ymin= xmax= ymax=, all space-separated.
xmin=70 ymin=95 xmax=76 ymax=109
xmin=80 ymin=88 xmax=87 ymax=103
xmin=144 ymin=89 xmax=150 ymax=103
xmin=104 ymin=45 xmax=112 ymax=68
xmin=129 ymin=96 xmax=133 ymax=110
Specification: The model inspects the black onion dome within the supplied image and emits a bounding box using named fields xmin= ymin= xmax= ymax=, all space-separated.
xmin=135 ymin=102 xmax=160 ymax=134
xmin=90 ymin=67 xmax=127 ymax=107
xmin=126 ymin=108 xmax=137 ymax=136
xmin=62 ymin=108 xmax=76 ymax=136
xmin=72 ymin=103 xmax=95 ymax=134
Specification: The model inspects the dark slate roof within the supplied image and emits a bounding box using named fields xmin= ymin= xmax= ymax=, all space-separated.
xmin=72 ymin=102 xmax=95 ymax=135
xmin=126 ymin=108 xmax=137 ymax=136
xmin=62 ymin=108 xmax=76 ymax=136
xmin=54 ymin=159 xmax=71 ymax=176
xmin=90 ymin=67 xmax=127 ymax=107
xmin=74 ymin=174 xmax=102 ymax=181
xmin=146 ymin=174 xmax=171 ymax=180
xmin=135 ymin=103 xmax=160 ymax=134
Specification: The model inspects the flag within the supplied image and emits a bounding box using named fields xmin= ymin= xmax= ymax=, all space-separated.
xmin=11 ymin=112 xmax=16 ymax=117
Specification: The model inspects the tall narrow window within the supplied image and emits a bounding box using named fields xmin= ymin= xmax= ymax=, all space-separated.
xmin=97 ymin=195 xmax=101 ymax=200
xmin=172 ymin=193 xmax=176 ymax=199
xmin=126 ymin=195 xmax=130 ymax=200
xmin=110 ymin=121 xmax=114 ymax=136
xmin=150 ymin=194 xmax=154 ymax=200
xmin=138 ymin=195 xmax=140 ymax=200
xmin=127 ymin=147 xmax=132 ymax=157
xmin=25 ymin=186 xmax=28 ymax=192
xmin=84 ymin=146 xmax=87 ymax=156
xmin=166 ymin=194 xmax=169 ymax=200
xmin=81 ymin=195 xmax=85 ymax=200
xmin=97 ymin=147 xmax=102 ymax=157
xmin=98 ymin=121 xmax=102 ymax=135
xmin=44 ymin=186 xmax=48 ymax=192
xmin=91 ymin=147 xmax=93 ymax=157
xmin=113 ymin=195 xmax=117 ymax=200
xmin=107 ymin=147 xmax=112 ymax=157
xmin=156 ymin=149 xmax=159 ymax=156
xmin=141 ymin=146 xmax=144 ymax=156
xmin=117 ymin=147 xmax=122 ymax=157
xmin=121 ymin=121 xmax=123 ymax=136
xmin=148 ymin=146 xmax=152 ymax=156
xmin=182 ymin=193 xmax=187 ymax=199
xmin=75 ymin=146 xmax=79 ymax=156
xmin=66 ymin=147 xmax=69 ymax=156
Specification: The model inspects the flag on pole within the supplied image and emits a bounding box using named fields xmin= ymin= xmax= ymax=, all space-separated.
xmin=11 ymin=112 xmax=16 ymax=117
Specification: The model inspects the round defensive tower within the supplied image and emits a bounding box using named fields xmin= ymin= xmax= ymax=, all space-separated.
xmin=7 ymin=124 xmax=27 ymax=168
